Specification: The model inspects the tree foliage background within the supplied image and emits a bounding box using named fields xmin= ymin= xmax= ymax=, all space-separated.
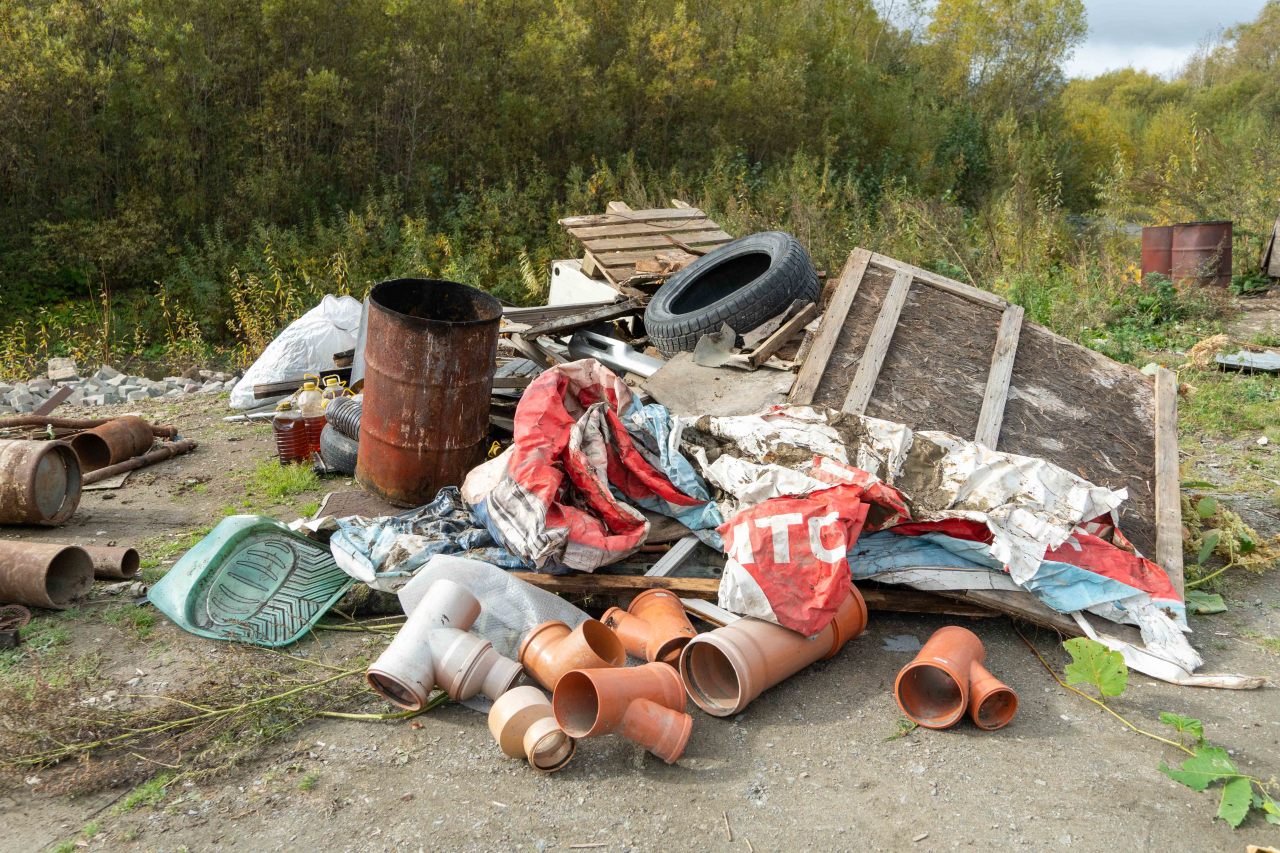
xmin=1 ymin=0 xmax=1278 ymax=370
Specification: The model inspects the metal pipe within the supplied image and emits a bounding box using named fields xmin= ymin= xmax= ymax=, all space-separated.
xmin=0 ymin=541 xmax=94 ymax=609
xmin=356 ymin=279 xmax=501 ymax=507
xmin=82 ymin=546 xmax=140 ymax=580
xmin=69 ymin=416 xmax=156 ymax=471
xmin=0 ymin=416 xmax=178 ymax=438
xmin=82 ymin=439 xmax=197 ymax=485
xmin=0 ymin=439 xmax=82 ymax=526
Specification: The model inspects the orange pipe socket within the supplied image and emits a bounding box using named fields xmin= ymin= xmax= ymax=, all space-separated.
xmin=894 ymin=626 xmax=1017 ymax=731
xmin=518 ymin=619 xmax=625 ymax=690
xmin=679 ymin=585 xmax=868 ymax=717
xmin=488 ymin=685 xmax=575 ymax=773
xmin=602 ymin=589 xmax=698 ymax=664
xmin=366 ymin=579 xmax=520 ymax=710
xmin=552 ymin=662 xmax=693 ymax=764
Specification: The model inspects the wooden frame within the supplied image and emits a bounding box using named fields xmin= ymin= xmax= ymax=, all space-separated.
xmin=790 ymin=248 xmax=1184 ymax=602
xmin=560 ymin=200 xmax=733 ymax=286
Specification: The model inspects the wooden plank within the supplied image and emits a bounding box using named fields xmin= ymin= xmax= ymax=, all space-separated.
xmin=521 ymin=297 xmax=646 ymax=338
xmin=1154 ymin=366 xmax=1184 ymax=601
xmin=973 ymin=304 xmax=1024 ymax=449
xmin=841 ymin=268 xmax=912 ymax=414
xmin=670 ymin=199 xmax=694 ymax=209
xmin=605 ymin=200 xmax=633 ymax=214
xmin=569 ymin=221 xmax=719 ymax=240
xmin=869 ymin=252 xmax=1008 ymax=310
xmin=507 ymin=334 xmax=566 ymax=369
xmin=491 ymin=375 xmax=533 ymax=391
xmin=746 ymin=302 xmax=818 ymax=369
xmin=33 ymin=385 xmax=73 ymax=416
xmin=513 ymin=572 xmax=722 ymax=597
xmin=503 ymin=299 xmax=616 ymax=323
xmin=789 ymin=248 xmax=872 ymax=404
xmin=254 ymin=367 xmax=351 ymax=399
xmin=560 ymin=207 xmax=709 ymax=227
xmin=594 ymin=245 xmax=731 ymax=267
xmin=581 ymin=250 xmax=601 ymax=278
xmin=583 ymin=230 xmax=732 ymax=252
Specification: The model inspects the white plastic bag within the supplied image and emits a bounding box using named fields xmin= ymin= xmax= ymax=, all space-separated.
xmin=228 ymin=295 xmax=362 ymax=410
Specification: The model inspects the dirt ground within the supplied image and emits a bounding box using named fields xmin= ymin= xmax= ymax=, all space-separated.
xmin=2 ymin=389 xmax=1279 ymax=852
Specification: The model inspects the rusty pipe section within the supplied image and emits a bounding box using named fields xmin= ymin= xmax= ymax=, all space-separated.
xmin=355 ymin=279 xmax=502 ymax=507
xmin=0 ymin=541 xmax=94 ymax=609
xmin=82 ymin=546 xmax=140 ymax=580
xmin=69 ymin=416 xmax=155 ymax=472
xmin=0 ymin=416 xmax=178 ymax=438
xmin=0 ymin=439 xmax=82 ymax=525
xmin=82 ymin=439 xmax=197 ymax=485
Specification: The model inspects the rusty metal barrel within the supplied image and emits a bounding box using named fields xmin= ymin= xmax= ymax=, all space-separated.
xmin=356 ymin=279 xmax=502 ymax=506
xmin=0 ymin=541 xmax=94 ymax=609
xmin=1140 ymin=225 xmax=1173 ymax=278
xmin=69 ymin=415 xmax=156 ymax=472
xmin=0 ymin=439 xmax=82 ymax=525
xmin=1172 ymin=221 xmax=1232 ymax=287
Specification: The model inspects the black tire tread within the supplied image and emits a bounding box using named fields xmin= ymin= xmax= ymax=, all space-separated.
xmin=646 ymin=233 xmax=818 ymax=355
xmin=319 ymin=423 xmax=358 ymax=475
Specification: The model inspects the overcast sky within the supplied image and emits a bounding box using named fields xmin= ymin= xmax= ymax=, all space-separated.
xmin=1065 ymin=0 xmax=1270 ymax=78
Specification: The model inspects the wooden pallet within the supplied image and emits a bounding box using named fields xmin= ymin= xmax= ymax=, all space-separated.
xmin=559 ymin=200 xmax=733 ymax=286
xmin=791 ymin=248 xmax=1184 ymax=603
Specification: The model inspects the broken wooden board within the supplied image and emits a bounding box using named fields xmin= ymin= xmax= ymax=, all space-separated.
xmin=791 ymin=249 xmax=1179 ymax=592
xmin=560 ymin=200 xmax=733 ymax=286
xmin=513 ymin=570 xmax=996 ymax=616
xmin=643 ymin=352 xmax=794 ymax=417
xmin=519 ymin=297 xmax=646 ymax=339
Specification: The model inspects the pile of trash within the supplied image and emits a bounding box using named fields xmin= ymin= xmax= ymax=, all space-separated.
xmin=3 ymin=204 xmax=1263 ymax=779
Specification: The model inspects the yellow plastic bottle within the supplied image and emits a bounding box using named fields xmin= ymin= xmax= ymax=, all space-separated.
xmin=296 ymin=378 xmax=326 ymax=458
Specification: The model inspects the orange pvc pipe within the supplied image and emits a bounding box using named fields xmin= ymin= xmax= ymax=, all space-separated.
xmin=518 ymin=619 xmax=625 ymax=690
xmin=894 ymin=626 xmax=1017 ymax=730
xmin=679 ymin=585 xmax=868 ymax=716
xmin=552 ymin=662 xmax=693 ymax=764
xmin=603 ymin=589 xmax=698 ymax=664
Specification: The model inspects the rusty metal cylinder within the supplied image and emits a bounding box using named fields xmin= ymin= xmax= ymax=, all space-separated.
xmin=356 ymin=279 xmax=501 ymax=507
xmin=83 ymin=546 xmax=140 ymax=580
xmin=1140 ymin=225 xmax=1173 ymax=279
xmin=69 ymin=416 xmax=156 ymax=472
xmin=0 ymin=541 xmax=94 ymax=608
xmin=1172 ymin=220 xmax=1232 ymax=288
xmin=0 ymin=439 xmax=82 ymax=526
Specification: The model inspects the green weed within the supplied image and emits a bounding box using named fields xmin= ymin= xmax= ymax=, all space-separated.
xmin=102 ymin=605 xmax=157 ymax=640
xmin=297 ymin=771 xmax=321 ymax=791
xmin=251 ymin=461 xmax=320 ymax=502
xmin=115 ymin=773 xmax=175 ymax=813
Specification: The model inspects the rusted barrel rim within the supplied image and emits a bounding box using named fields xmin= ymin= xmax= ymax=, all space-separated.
xmin=369 ymin=278 xmax=502 ymax=328
xmin=0 ymin=439 xmax=82 ymax=525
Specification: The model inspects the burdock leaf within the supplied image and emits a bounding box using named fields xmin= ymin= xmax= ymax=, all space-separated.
xmin=1196 ymin=496 xmax=1219 ymax=519
xmin=1217 ymin=777 xmax=1251 ymax=828
xmin=1063 ymin=637 xmax=1128 ymax=697
xmin=1159 ymin=746 xmax=1238 ymax=792
xmin=1197 ymin=530 xmax=1221 ymax=565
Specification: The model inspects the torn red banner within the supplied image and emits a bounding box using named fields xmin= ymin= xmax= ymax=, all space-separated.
xmin=718 ymin=484 xmax=870 ymax=635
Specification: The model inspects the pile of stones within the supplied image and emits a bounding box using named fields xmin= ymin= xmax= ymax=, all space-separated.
xmin=0 ymin=358 xmax=238 ymax=415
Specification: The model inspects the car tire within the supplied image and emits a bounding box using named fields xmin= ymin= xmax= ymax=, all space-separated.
xmin=320 ymin=423 xmax=358 ymax=475
xmin=644 ymin=231 xmax=819 ymax=356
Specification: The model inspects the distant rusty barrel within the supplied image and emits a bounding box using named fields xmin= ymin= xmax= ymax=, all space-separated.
xmin=69 ymin=415 xmax=155 ymax=472
xmin=83 ymin=545 xmax=141 ymax=580
xmin=0 ymin=440 xmax=82 ymax=526
xmin=1172 ymin=221 xmax=1232 ymax=288
xmin=0 ymin=541 xmax=94 ymax=609
xmin=1140 ymin=225 xmax=1173 ymax=278
xmin=356 ymin=279 xmax=502 ymax=507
